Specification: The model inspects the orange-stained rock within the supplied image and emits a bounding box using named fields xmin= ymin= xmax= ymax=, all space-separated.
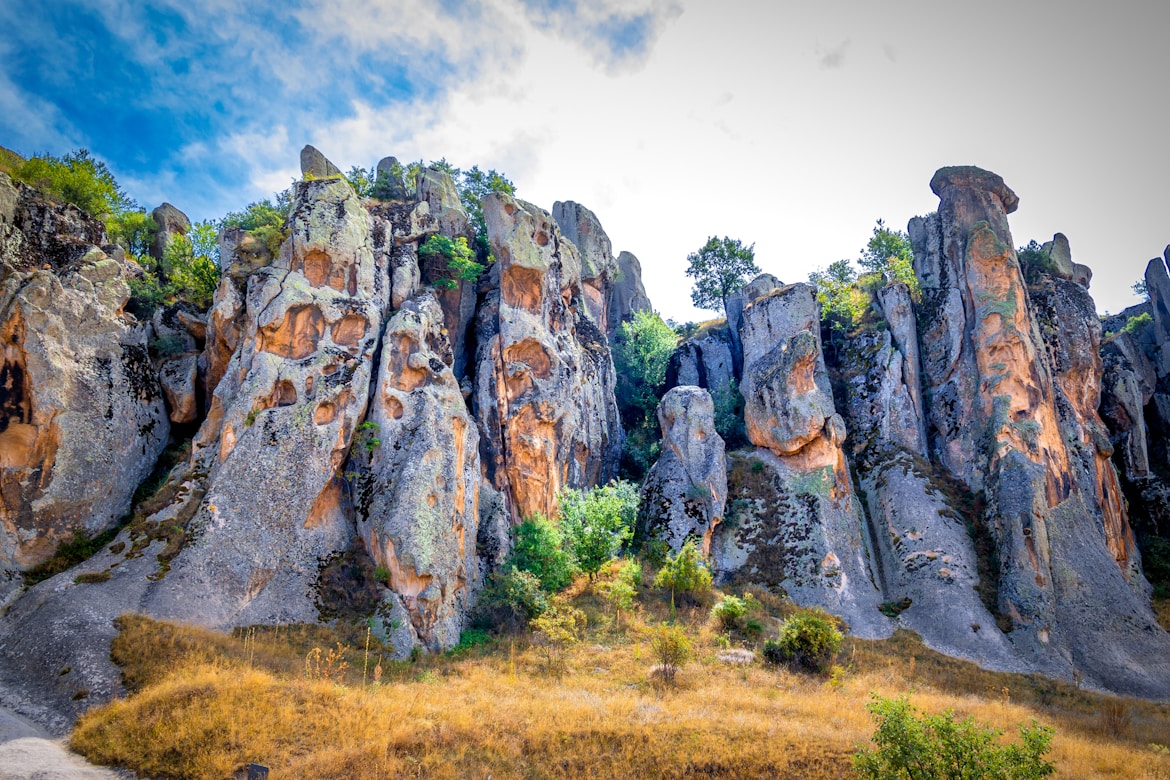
xmin=473 ymin=193 xmax=622 ymax=524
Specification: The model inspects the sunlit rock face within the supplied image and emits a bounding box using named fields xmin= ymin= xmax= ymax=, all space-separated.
xmin=712 ymin=280 xmax=888 ymax=639
xmin=147 ymin=169 xmax=385 ymax=628
xmin=0 ymin=173 xmax=168 ymax=605
xmin=638 ymin=386 xmax=726 ymax=553
xmin=910 ymin=166 xmax=1170 ymax=697
xmin=472 ymin=193 xmax=622 ymax=524
xmin=354 ymin=292 xmax=480 ymax=651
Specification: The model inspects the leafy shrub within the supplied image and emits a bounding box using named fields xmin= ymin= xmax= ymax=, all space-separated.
xmin=163 ymin=234 xmax=219 ymax=310
xmin=559 ymin=480 xmax=639 ymax=579
xmin=127 ymin=270 xmax=168 ymax=319
xmin=344 ymin=165 xmax=375 ymax=197
xmin=11 ymin=149 xmax=134 ymax=221
xmin=221 ymin=198 xmax=288 ymax=258
xmin=649 ymin=625 xmax=692 ymax=683
xmin=530 ymin=600 xmax=586 ymax=673
xmin=711 ymin=378 xmax=747 ymax=449
xmin=859 ymin=219 xmax=920 ymax=300
xmin=653 ymin=540 xmax=712 ymax=608
xmin=597 ymin=559 xmax=642 ymax=620
xmin=419 ymin=234 xmax=480 ymax=290
xmin=471 ymin=569 xmax=548 ymax=632
xmin=1124 ymin=311 xmax=1153 ymax=335
xmin=762 ymin=608 xmax=842 ymax=674
xmin=510 ymin=514 xmax=576 ymax=593
xmin=1018 ymin=240 xmax=1057 ymax=286
xmin=711 ymin=594 xmax=749 ymax=631
xmin=107 ymin=209 xmax=157 ymax=258
xmin=853 ymin=693 xmax=1056 ymax=779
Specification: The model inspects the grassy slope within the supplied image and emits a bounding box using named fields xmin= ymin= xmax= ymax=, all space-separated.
xmin=72 ymin=571 xmax=1170 ymax=780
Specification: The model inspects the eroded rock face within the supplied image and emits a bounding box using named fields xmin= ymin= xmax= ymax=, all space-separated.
xmin=665 ymin=327 xmax=735 ymax=395
xmin=145 ymin=173 xmax=384 ymax=627
xmin=354 ymin=292 xmax=480 ymax=650
xmin=473 ymin=193 xmax=622 ymax=523
xmin=608 ymin=251 xmax=652 ymax=338
xmin=0 ymin=177 xmax=168 ymax=602
xmin=553 ymin=201 xmax=617 ymax=332
xmin=638 ymin=386 xmax=726 ymax=553
xmin=148 ymin=203 xmax=190 ymax=262
xmin=910 ymin=166 xmax=1170 ymax=697
xmin=715 ymin=280 xmax=887 ymax=637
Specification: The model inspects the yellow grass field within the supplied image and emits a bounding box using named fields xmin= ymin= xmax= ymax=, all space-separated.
xmin=71 ymin=574 xmax=1170 ymax=779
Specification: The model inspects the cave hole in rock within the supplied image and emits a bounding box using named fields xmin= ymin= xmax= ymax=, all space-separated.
xmin=258 ymin=305 xmax=325 ymax=360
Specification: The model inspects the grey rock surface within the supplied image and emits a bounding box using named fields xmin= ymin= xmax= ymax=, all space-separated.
xmin=300 ymin=144 xmax=341 ymax=179
xmin=148 ymin=202 xmax=190 ymax=262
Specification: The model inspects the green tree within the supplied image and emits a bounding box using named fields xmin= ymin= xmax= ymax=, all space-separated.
xmin=559 ymin=481 xmax=639 ymax=579
xmin=653 ymin=540 xmax=713 ymax=610
xmin=860 ymin=219 xmax=920 ymax=299
xmin=853 ymin=694 xmax=1055 ymax=780
xmin=613 ymin=310 xmax=678 ymax=426
xmin=649 ymin=624 xmax=692 ymax=683
xmin=13 ymin=149 xmax=135 ymax=222
xmin=163 ymin=234 xmax=220 ymax=310
xmin=530 ymin=599 xmax=586 ymax=673
xmin=458 ymin=165 xmax=515 ymax=264
xmin=685 ymin=236 xmax=761 ymax=315
xmin=221 ymin=198 xmax=288 ymax=257
xmin=510 ymin=515 xmax=576 ymax=593
xmin=809 ymin=259 xmax=866 ymax=337
xmin=107 ymin=210 xmax=157 ymax=260
xmin=761 ymin=609 xmax=842 ymax=674
xmin=1133 ymin=279 xmax=1149 ymax=300
xmin=344 ymin=165 xmax=376 ymax=197
xmin=419 ymin=235 xmax=480 ymax=289
xmin=597 ymin=559 xmax=642 ymax=621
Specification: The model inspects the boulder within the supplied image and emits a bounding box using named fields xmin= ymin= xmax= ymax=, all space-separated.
xmin=665 ymin=327 xmax=735 ymax=395
xmin=638 ymin=386 xmax=726 ymax=552
xmin=472 ymin=193 xmax=622 ymax=523
xmin=374 ymin=156 xmax=409 ymax=201
xmin=1040 ymin=232 xmax=1075 ymax=280
xmin=416 ymin=167 xmax=469 ymax=240
xmin=158 ymin=353 xmax=198 ymax=424
xmin=149 ymin=202 xmax=190 ymax=262
xmin=300 ymin=144 xmax=341 ymax=179
xmin=0 ymin=182 xmax=168 ymax=603
xmin=354 ymin=292 xmax=480 ymax=651
xmin=607 ymin=251 xmax=652 ymax=338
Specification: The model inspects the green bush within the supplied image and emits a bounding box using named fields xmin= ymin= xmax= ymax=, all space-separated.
xmin=419 ymin=234 xmax=480 ymax=290
xmin=653 ymin=540 xmax=712 ymax=608
xmin=510 ymin=515 xmax=576 ymax=593
xmin=530 ymin=600 xmax=586 ymax=673
xmin=853 ymin=693 xmax=1055 ymax=779
xmin=558 ymin=480 xmax=639 ymax=579
xmin=221 ymin=198 xmax=288 ymax=258
xmin=649 ymin=624 xmax=692 ymax=683
xmin=471 ymin=569 xmax=549 ymax=632
xmin=107 ymin=209 xmax=157 ymax=259
xmin=1018 ymin=240 xmax=1057 ymax=286
xmin=11 ymin=149 xmax=134 ymax=221
xmin=597 ymin=559 xmax=642 ymax=619
xmin=762 ymin=608 xmax=842 ymax=674
xmin=163 ymin=234 xmax=219 ymax=310
xmin=710 ymin=594 xmax=749 ymax=631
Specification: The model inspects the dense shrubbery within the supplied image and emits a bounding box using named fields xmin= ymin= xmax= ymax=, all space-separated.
xmin=7 ymin=149 xmax=135 ymax=221
xmin=613 ymin=310 xmax=678 ymax=478
xmin=418 ymin=235 xmax=480 ymax=289
xmin=762 ymin=608 xmax=842 ymax=674
xmin=854 ymin=694 xmax=1055 ymax=779
xmin=653 ymin=540 xmax=712 ymax=609
xmin=558 ymin=481 xmax=638 ymax=579
xmin=221 ymin=197 xmax=289 ymax=258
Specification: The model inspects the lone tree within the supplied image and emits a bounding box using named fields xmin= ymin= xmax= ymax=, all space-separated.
xmin=685 ymin=236 xmax=760 ymax=316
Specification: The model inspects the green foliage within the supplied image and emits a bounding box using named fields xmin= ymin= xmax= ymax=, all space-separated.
xmin=449 ymin=629 xmax=492 ymax=654
xmin=24 ymin=527 xmax=122 ymax=585
xmin=685 ymin=236 xmax=761 ymax=315
xmin=11 ymin=149 xmax=135 ymax=221
xmin=710 ymin=594 xmax=749 ymax=631
xmin=762 ymin=609 xmax=842 ymax=674
xmin=151 ymin=334 xmax=186 ymax=358
xmin=510 ymin=515 xmax=576 ymax=593
xmin=853 ymin=694 xmax=1056 ymax=779
xmin=1123 ymin=311 xmax=1153 ymax=335
xmin=221 ymin=198 xmax=288 ymax=258
xmin=345 ymin=165 xmax=376 ymax=198
xmin=419 ymin=235 xmax=480 ymax=289
xmin=126 ymin=270 xmax=168 ymax=319
xmin=597 ymin=559 xmax=642 ymax=619
xmin=107 ymin=210 xmax=157 ymax=259
xmin=653 ymin=540 xmax=713 ymax=607
xmin=190 ymin=220 xmax=220 ymax=265
xmin=352 ymin=421 xmax=381 ymax=456
xmin=649 ymin=624 xmax=692 ymax=683
xmin=711 ymin=378 xmax=747 ymax=449
xmin=458 ymin=165 xmax=516 ymax=264
xmin=810 ymin=259 xmax=867 ymax=335
xmin=558 ymin=481 xmax=639 ymax=579
xmin=879 ymin=597 xmax=913 ymax=618
xmin=859 ymin=219 xmax=921 ymax=300
xmin=530 ymin=600 xmax=587 ymax=672
xmin=613 ymin=310 xmax=678 ymax=479
xmin=1133 ymin=279 xmax=1149 ymax=300
xmin=1017 ymin=240 xmax=1057 ymax=286
xmin=472 ymin=569 xmax=549 ymax=631
xmin=162 ymin=234 xmax=219 ymax=310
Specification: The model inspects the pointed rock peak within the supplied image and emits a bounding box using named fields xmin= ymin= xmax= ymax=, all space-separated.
xmin=740 ymin=273 xmax=784 ymax=304
xmin=375 ymin=156 xmax=408 ymax=200
xmin=929 ymin=166 xmax=1019 ymax=214
xmin=1041 ymin=232 xmax=1075 ymax=280
xmin=300 ymin=145 xmax=341 ymax=178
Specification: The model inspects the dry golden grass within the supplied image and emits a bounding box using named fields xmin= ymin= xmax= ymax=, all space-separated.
xmin=72 ymin=572 xmax=1170 ymax=780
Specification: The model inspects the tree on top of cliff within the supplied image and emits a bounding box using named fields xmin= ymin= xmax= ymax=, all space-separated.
xmin=685 ymin=236 xmax=760 ymax=316
xmin=859 ymin=219 xmax=919 ymax=298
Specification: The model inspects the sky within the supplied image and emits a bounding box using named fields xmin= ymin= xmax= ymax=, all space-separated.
xmin=2 ymin=0 xmax=1168 ymax=322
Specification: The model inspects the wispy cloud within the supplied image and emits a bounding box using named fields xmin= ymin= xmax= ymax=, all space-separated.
xmin=816 ymin=38 xmax=850 ymax=70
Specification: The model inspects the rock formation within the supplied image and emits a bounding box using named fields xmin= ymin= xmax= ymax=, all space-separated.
xmin=148 ymin=202 xmax=190 ymax=262
xmin=0 ymin=173 xmax=168 ymax=607
xmin=711 ymin=280 xmax=888 ymax=638
xmin=638 ymin=386 xmax=726 ymax=552
xmin=608 ymin=251 xmax=652 ymax=337
xmin=473 ymin=193 xmax=623 ymax=523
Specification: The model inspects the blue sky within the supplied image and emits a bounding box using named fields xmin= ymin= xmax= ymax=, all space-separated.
xmin=3 ymin=0 xmax=1168 ymax=321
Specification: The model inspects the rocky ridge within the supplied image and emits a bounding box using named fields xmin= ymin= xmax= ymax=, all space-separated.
xmin=1 ymin=153 xmax=1170 ymax=734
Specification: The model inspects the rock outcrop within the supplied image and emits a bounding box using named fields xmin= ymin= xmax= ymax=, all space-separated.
xmin=354 ymin=292 xmax=480 ymax=651
xmin=909 ymin=166 xmax=1170 ymax=696
xmin=472 ymin=194 xmax=623 ymax=523
xmin=665 ymin=326 xmax=735 ymax=395
xmin=553 ymin=201 xmax=618 ymax=333
xmin=638 ymin=386 xmax=726 ymax=552
xmin=712 ymin=280 xmax=888 ymax=638
xmin=148 ymin=202 xmax=190 ymax=262
xmin=608 ymin=251 xmax=652 ymax=337
xmin=0 ymin=174 xmax=168 ymax=605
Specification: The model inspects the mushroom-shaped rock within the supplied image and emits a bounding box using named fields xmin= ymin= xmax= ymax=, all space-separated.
xmin=929 ymin=165 xmax=1019 ymax=215
xmin=149 ymin=202 xmax=191 ymax=261
xmin=638 ymin=386 xmax=726 ymax=553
